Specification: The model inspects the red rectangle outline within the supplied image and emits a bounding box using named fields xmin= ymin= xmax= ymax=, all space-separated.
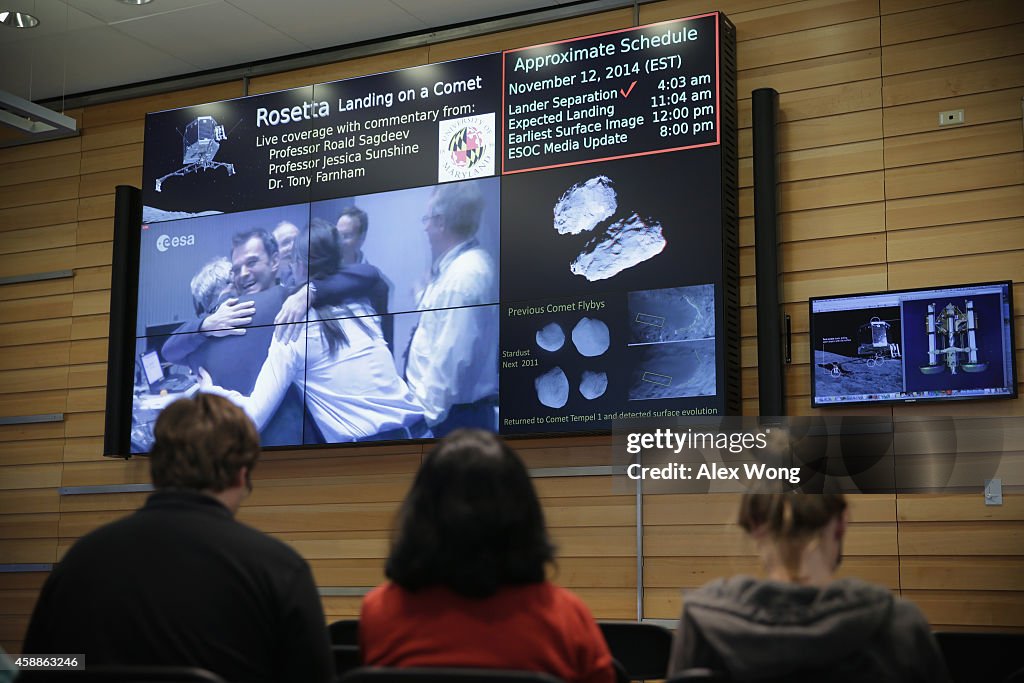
xmin=500 ymin=11 xmax=721 ymax=175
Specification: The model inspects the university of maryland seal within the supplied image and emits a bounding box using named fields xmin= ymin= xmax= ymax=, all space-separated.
xmin=438 ymin=113 xmax=495 ymax=182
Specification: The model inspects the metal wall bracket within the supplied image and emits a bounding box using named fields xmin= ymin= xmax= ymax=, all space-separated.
xmin=985 ymin=478 xmax=1003 ymax=506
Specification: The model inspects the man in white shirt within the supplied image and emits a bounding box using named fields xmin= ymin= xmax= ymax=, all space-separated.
xmin=406 ymin=181 xmax=499 ymax=436
xmin=272 ymin=220 xmax=300 ymax=288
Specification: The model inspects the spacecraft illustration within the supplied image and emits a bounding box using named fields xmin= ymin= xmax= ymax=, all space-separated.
xmin=920 ymin=300 xmax=988 ymax=375
xmin=155 ymin=116 xmax=236 ymax=192
xmin=857 ymin=316 xmax=898 ymax=357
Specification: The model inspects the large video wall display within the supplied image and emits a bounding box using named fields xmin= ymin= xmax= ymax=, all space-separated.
xmin=131 ymin=12 xmax=739 ymax=452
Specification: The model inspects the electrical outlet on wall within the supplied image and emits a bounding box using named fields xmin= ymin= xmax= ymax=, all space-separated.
xmin=939 ymin=109 xmax=965 ymax=126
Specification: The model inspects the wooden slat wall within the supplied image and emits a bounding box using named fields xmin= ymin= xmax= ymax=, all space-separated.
xmin=1 ymin=0 xmax=1022 ymax=654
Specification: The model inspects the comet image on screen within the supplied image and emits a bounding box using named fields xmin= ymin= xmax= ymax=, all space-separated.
xmin=572 ymin=317 xmax=610 ymax=357
xmin=535 ymin=367 xmax=570 ymax=408
xmin=536 ymin=322 xmax=566 ymax=352
xmin=571 ymin=212 xmax=666 ymax=282
xmin=579 ymin=370 xmax=608 ymax=400
xmin=553 ymin=175 xmax=617 ymax=235
xmin=550 ymin=174 xmax=667 ymax=281
xmin=626 ymin=284 xmax=717 ymax=400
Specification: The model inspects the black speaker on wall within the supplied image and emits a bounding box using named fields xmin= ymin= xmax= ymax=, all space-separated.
xmin=103 ymin=185 xmax=142 ymax=458
xmin=752 ymin=88 xmax=785 ymax=416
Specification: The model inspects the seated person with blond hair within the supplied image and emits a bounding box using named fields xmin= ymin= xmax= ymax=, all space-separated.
xmin=360 ymin=429 xmax=616 ymax=683
xmin=669 ymin=492 xmax=949 ymax=682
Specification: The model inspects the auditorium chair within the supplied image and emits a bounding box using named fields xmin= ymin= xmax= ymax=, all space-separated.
xmin=665 ymin=670 xmax=729 ymax=682
xmin=935 ymin=631 xmax=1024 ymax=683
xmin=329 ymin=618 xmax=361 ymax=646
xmin=17 ymin=667 xmax=227 ymax=682
xmin=597 ymin=621 xmax=673 ymax=680
xmin=340 ymin=667 xmax=565 ymax=683
xmin=333 ymin=645 xmax=363 ymax=678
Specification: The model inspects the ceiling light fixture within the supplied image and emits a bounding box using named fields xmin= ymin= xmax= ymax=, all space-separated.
xmin=117 ymin=0 xmax=154 ymax=5
xmin=0 ymin=10 xmax=40 ymax=28
xmin=0 ymin=90 xmax=78 ymax=137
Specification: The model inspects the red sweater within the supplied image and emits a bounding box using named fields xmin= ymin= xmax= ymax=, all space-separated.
xmin=360 ymin=581 xmax=616 ymax=683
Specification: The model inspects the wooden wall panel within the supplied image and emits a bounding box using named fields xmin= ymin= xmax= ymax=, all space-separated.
xmin=886 ymin=218 xmax=1024 ymax=262
xmin=879 ymin=0 xmax=1024 ymax=44
xmin=0 ymin=134 xmax=80 ymax=164
xmin=0 ymin=224 xmax=77 ymax=255
xmin=80 ymin=82 xmax=244 ymax=129
xmin=884 ymin=120 xmax=1022 ymax=168
xmin=881 ymin=54 xmax=1024 ymax=107
xmin=882 ymin=87 xmax=1024 ymax=137
xmin=886 ymin=185 xmax=1023 ymax=230
xmin=0 ymin=202 xmax=78 ymax=235
xmin=250 ymin=48 xmax=429 ymax=95
xmin=427 ymin=10 xmax=631 ymax=63
xmin=81 ymin=121 xmax=145 ymax=152
xmin=0 ymin=178 xmax=79 ymax=210
xmin=0 ymin=154 xmax=80 ymax=187
xmin=738 ymin=17 xmax=878 ymax=71
xmin=1 ymin=0 xmax=1021 ymax=653
xmin=0 ymin=278 xmax=72 ymax=304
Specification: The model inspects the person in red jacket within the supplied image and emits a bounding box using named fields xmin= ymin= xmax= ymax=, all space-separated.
xmin=360 ymin=429 xmax=617 ymax=683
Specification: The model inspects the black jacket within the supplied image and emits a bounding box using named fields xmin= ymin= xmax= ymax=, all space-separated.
xmin=23 ymin=491 xmax=334 ymax=683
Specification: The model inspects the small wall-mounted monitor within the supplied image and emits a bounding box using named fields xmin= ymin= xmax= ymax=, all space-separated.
xmin=809 ymin=281 xmax=1017 ymax=407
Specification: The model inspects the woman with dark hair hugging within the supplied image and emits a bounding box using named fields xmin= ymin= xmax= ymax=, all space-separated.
xmin=360 ymin=429 xmax=617 ymax=683
xmin=200 ymin=218 xmax=425 ymax=442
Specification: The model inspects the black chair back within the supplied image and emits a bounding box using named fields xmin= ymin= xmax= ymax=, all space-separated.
xmin=18 ymin=667 xmax=227 ymax=682
xmin=340 ymin=667 xmax=564 ymax=683
xmin=935 ymin=631 xmax=1024 ymax=683
xmin=667 ymin=670 xmax=730 ymax=682
xmin=330 ymin=618 xmax=361 ymax=646
xmin=334 ymin=645 xmax=363 ymax=678
xmin=597 ymin=621 xmax=673 ymax=680
xmin=1006 ymin=666 xmax=1024 ymax=683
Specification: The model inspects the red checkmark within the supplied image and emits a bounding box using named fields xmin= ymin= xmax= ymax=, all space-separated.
xmin=620 ymin=81 xmax=637 ymax=98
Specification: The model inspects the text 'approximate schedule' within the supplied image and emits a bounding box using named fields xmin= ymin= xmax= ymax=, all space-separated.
xmin=501 ymin=12 xmax=723 ymax=174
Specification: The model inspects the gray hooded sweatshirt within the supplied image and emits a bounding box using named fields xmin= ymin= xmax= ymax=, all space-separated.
xmin=669 ymin=576 xmax=949 ymax=682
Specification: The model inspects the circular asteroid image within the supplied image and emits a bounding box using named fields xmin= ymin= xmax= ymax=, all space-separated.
xmin=536 ymin=322 xmax=565 ymax=352
xmin=579 ymin=370 xmax=608 ymax=400
xmin=535 ymin=367 xmax=570 ymax=409
xmin=572 ymin=317 xmax=610 ymax=357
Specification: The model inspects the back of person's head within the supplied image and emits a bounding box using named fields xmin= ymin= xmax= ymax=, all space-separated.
xmin=300 ymin=218 xmax=342 ymax=280
xmin=297 ymin=218 xmax=351 ymax=356
xmin=432 ymin=181 xmax=484 ymax=239
xmin=149 ymin=393 xmax=260 ymax=492
xmin=190 ymin=257 xmax=233 ymax=316
xmin=385 ymin=429 xmax=555 ymax=598
xmin=338 ymin=205 xmax=368 ymax=235
xmin=738 ymin=492 xmax=847 ymax=582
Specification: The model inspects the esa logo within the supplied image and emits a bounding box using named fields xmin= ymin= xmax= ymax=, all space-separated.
xmin=156 ymin=234 xmax=195 ymax=252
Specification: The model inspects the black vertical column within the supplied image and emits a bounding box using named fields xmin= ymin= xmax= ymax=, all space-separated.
xmin=103 ymin=185 xmax=142 ymax=457
xmin=752 ymin=88 xmax=785 ymax=416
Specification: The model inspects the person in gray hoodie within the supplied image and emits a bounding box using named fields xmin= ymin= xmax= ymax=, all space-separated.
xmin=668 ymin=493 xmax=949 ymax=682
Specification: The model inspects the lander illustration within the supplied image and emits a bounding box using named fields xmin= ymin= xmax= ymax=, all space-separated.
xmin=155 ymin=116 xmax=236 ymax=192
xmin=920 ymin=300 xmax=988 ymax=375
xmin=814 ymin=311 xmax=903 ymax=397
